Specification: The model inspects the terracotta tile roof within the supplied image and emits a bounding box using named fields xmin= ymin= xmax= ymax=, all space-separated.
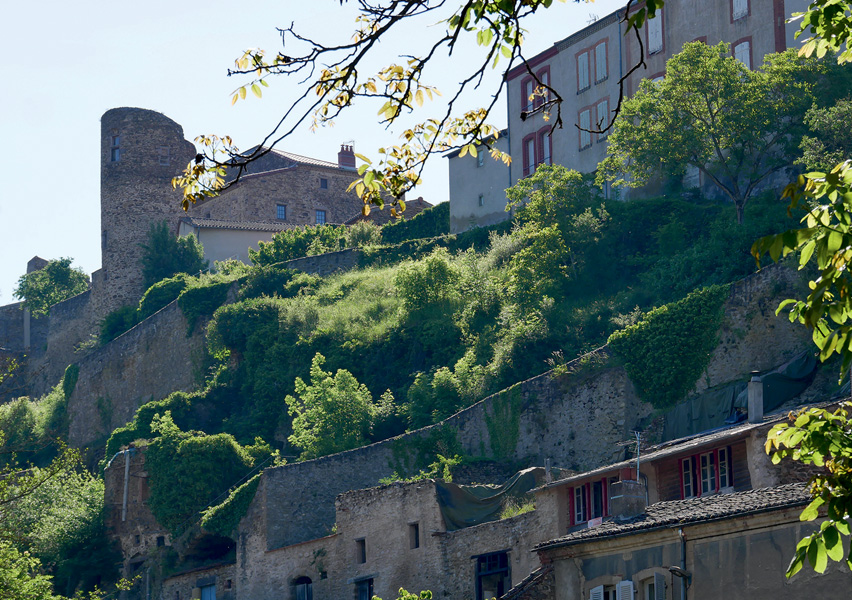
xmin=268 ymin=148 xmax=341 ymax=169
xmin=536 ymin=483 xmax=810 ymax=550
xmin=344 ymin=197 xmax=434 ymax=226
xmin=180 ymin=216 xmax=289 ymax=233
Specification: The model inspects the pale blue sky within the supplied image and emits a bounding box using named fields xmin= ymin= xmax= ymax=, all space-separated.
xmin=0 ymin=0 xmax=626 ymax=303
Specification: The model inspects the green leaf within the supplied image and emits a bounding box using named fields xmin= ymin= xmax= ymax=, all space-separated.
xmin=800 ymin=496 xmax=824 ymax=521
xmin=823 ymin=526 xmax=843 ymax=562
xmin=251 ymin=83 xmax=262 ymax=98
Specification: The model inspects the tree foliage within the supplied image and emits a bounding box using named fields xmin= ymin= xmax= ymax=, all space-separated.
xmin=285 ymin=353 xmax=376 ymax=460
xmin=13 ymin=258 xmax=88 ymax=318
xmin=765 ymin=403 xmax=852 ymax=576
xmin=799 ymin=99 xmax=852 ymax=171
xmin=140 ymin=221 xmax=208 ymax=289
xmin=599 ymin=42 xmax=820 ymax=224
xmin=171 ymin=0 xmax=665 ymax=212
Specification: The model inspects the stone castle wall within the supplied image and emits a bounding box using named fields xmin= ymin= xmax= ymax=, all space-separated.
xmin=99 ymin=108 xmax=197 ymax=315
xmin=66 ymin=299 xmax=207 ymax=448
xmin=0 ymin=302 xmax=26 ymax=352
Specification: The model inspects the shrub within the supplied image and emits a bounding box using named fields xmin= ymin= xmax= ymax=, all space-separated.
xmin=346 ymin=221 xmax=383 ymax=248
xmin=99 ymin=305 xmax=140 ymax=344
xmin=140 ymin=221 xmax=208 ymax=288
xmin=13 ymin=257 xmax=89 ymax=317
xmin=249 ymin=224 xmax=348 ymax=266
xmin=381 ymin=202 xmax=449 ymax=244
xmin=138 ymin=273 xmax=190 ymax=319
xmin=178 ymin=278 xmax=233 ymax=334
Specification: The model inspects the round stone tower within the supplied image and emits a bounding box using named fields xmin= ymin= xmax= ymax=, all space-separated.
xmin=98 ymin=108 xmax=196 ymax=314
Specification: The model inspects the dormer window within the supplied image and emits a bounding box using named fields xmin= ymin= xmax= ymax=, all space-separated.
xmin=681 ymin=446 xmax=732 ymax=498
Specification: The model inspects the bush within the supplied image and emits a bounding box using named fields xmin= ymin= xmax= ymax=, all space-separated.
xmin=139 ymin=273 xmax=191 ymax=319
xmin=178 ymin=278 xmax=234 ymax=334
xmin=381 ymin=202 xmax=449 ymax=244
xmin=249 ymin=224 xmax=348 ymax=266
xmin=141 ymin=221 xmax=208 ymax=288
xmin=346 ymin=221 xmax=383 ymax=248
xmin=99 ymin=305 xmax=140 ymax=344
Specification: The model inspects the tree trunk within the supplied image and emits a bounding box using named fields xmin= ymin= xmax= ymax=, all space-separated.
xmin=735 ymin=199 xmax=745 ymax=225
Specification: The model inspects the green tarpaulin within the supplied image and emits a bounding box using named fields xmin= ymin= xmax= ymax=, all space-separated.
xmin=662 ymin=351 xmax=817 ymax=441
xmin=435 ymin=468 xmax=540 ymax=531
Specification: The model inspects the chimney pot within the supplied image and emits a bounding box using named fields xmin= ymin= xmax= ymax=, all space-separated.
xmin=338 ymin=144 xmax=356 ymax=169
xmin=748 ymin=372 xmax=764 ymax=424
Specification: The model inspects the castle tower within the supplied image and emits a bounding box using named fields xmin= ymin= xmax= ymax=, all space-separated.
xmin=98 ymin=108 xmax=196 ymax=314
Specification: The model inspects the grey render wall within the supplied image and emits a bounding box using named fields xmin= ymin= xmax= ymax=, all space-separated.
xmin=448 ymin=135 xmax=512 ymax=234
xmin=66 ymin=300 xmax=206 ymax=448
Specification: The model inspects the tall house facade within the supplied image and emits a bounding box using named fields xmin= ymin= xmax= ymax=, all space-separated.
xmin=505 ymin=0 xmax=811 ymax=192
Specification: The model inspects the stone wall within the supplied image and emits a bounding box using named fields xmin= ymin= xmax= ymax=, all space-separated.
xmin=0 ymin=301 xmax=25 ymax=352
xmin=281 ymin=248 xmax=362 ymax=277
xmin=190 ymin=163 xmax=364 ymax=227
xmin=67 ymin=300 xmax=207 ymax=448
xmin=259 ymin=358 xmax=651 ymax=551
xmin=25 ymin=289 xmax=95 ymax=398
xmin=161 ymin=564 xmax=236 ymax=600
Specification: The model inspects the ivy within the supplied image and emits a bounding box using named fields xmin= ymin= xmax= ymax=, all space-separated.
xmin=483 ymin=385 xmax=524 ymax=460
xmin=381 ymin=202 xmax=449 ymax=244
xmin=138 ymin=273 xmax=190 ymax=320
xmin=389 ymin=426 xmax=463 ymax=477
xmin=200 ymin=473 xmax=261 ymax=538
xmin=178 ymin=279 xmax=233 ymax=335
xmin=62 ymin=364 xmax=79 ymax=399
xmin=608 ymin=284 xmax=731 ymax=409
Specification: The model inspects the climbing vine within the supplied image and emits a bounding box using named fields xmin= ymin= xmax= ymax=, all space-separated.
xmin=607 ymin=284 xmax=731 ymax=408
xmin=389 ymin=426 xmax=463 ymax=477
xmin=200 ymin=473 xmax=262 ymax=538
xmin=62 ymin=363 xmax=79 ymax=399
xmin=483 ymin=385 xmax=524 ymax=460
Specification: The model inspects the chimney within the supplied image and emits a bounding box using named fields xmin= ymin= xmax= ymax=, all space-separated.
xmin=338 ymin=144 xmax=356 ymax=170
xmin=609 ymin=479 xmax=647 ymax=521
xmin=748 ymin=372 xmax=764 ymax=423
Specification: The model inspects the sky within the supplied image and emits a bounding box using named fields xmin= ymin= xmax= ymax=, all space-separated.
xmin=0 ymin=0 xmax=627 ymax=304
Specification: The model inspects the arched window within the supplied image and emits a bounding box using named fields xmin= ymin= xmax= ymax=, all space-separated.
xmin=294 ymin=576 xmax=312 ymax=600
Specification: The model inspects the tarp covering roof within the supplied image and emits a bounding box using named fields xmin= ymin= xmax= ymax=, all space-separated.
xmin=663 ymin=351 xmax=817 ymax=441
xmin=435 ymin=468 xmax=541 ymax=531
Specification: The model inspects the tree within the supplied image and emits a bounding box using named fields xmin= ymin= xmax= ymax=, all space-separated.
xmin=751 ymin=0 xmax=852 ymax=578
xmin=139 ymin=221 xmax=208 ymax=289
xmin=598 ymin=42 xmax=820 ymax=225
xmin=171 ymin=0 xmax=665 ymax=213
xmin=798 ymin=98 xmax=852 ymax=171
xmin=13 ymin=258 xmax=88 ymax=318
xmin=285 ymin=353 xmax=375 ymax=460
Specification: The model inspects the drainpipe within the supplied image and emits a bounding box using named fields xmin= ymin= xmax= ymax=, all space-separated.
xmin=121 ymin=448 xmax=135 ymax=522
xmin=679 ymin=528 xmax=687 ymax=600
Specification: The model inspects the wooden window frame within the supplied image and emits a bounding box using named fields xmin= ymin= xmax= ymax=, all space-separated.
xmin=731 ymin=0 xmax=750 ymax=22
xmin=536 ymin=127 xmax=552 ymax=167
xmin=679 ymin=446 xmax=733 ymax=499
xmin=578 ymin=107 xmax=593 ymax=150
xmin=521 ymin=76 xmax=535 ymax=112
xmin=577 ymin=50 xmax=591 ymax=92
xmin=595 ymin=97 xmax=611 ymax=142
xmin=593 ymin=40 xmax=609 ymax=84
xmin=534 ymin=66 xmax=551 ymax=108
xmin=646 ymin=9 xmax=665 ymax=55
xmin=732 ymin=36 xmax=753 ymax=70
xmin=522 ymin=133 xmax=537 ymax=177
xmin=568 ymin=478 xmax=610 ymax=525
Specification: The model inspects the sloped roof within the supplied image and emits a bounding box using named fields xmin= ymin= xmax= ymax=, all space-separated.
xmin=267 ymin=148 xmax=341 ymax=169
xmin=536 ymin=483 xmax=810 ymax=550
xmin=179 ymin=216 xmax=289 ymax=233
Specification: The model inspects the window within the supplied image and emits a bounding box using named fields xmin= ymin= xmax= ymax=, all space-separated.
xmin=733 ymin=39 xmax=752 ymax=69
xmin=732 ymin=0 xmax=749 ymax=20
xmin=110 ymin=135 xmax=121 ymax=162
xmin=596 ymin=99 xmax=609 ymax=140
xmin=320 ymin=178 xmax=328 ymax=189
xmin=579 ymin=109 xmax=592 ymax=149
xmin=200 ymin=585 xmax=216 ymax=600
xmin=316 ymin=209 xmax=326 ymax=225
xmin=477 ymin=152 xmax=485 ymax=168
xmin=356 ymin=578 xmax=374 ymax=600
xmin=294 ymin=576 xmax=313 ymax=600
xmin=590 ymin=581 xmax=632 ymax=600
xmin=595 ymin=42 xmax=608 ymax=82
xmin=158 ymin=146 xmax=170 ymax=166
xmin=522 ymin=77 xmax=535 ymax=112
xmin=156 ymin=536 xmax=165 ymax=547
xmin=475 ymin=552 xmax=510 ymax=600
xmin=537 ymin=128 xmax=552 ymax=167
xmin=478 ymin=194 xmax=484 ymax=207
xmin=277 ymin=204 xmax=287 ymax=220
xmin=355 ymin=538 xmax=366 ymax=564
xmin=577 ymin=51 xmax=590 ymax=91
xmin=642 ymin=573 xmax=666 ymax=600
xmin=523 ymin=135 xmax=537 ymax=177
xmin=647 ymin=11 xmax=663 ymax=55
xmin=535 ymin=67 xmax=551 ymax=108
xmin=571 ymin=478 xmax=611 ymax=525
xmin=681 ymin=446 xmax=733 ymax=498
xmin=409 ymin=522 xmax=420 ymax=549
